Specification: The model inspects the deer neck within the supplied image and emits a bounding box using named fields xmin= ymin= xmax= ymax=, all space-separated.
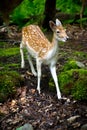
xmin=51 ymin=33 xmax=59 ymax=49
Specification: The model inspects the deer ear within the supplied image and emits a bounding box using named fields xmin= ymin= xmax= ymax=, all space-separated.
xmin=49 ymin=21 xmax=56 ymax=31
xmin=56 ymin=19 xmax=62 ymax=26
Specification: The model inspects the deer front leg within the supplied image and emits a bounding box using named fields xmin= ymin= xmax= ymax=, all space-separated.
xmin=27 ymin=53 xmax=37 ymax=76
xmin=36 ymin=58 xmax=42 ymax=94
xmin=50 ymin=64 xmax=61 ymax=99
xmin=20 ymin=43 xmax=25 ymax=68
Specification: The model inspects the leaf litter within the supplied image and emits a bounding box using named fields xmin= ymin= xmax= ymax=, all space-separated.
xmin=0 ymin=25 xmax=87 ymax=130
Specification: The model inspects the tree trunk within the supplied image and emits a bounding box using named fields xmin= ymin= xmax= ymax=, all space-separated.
xmin=80 ymin=0 xmax=87 ymax=28
xmin=42 ymin=0 xmax=56 ymax=29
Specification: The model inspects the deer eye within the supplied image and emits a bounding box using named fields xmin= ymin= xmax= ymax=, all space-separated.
xmin=56 ymin=30 xmax=60 ymax=33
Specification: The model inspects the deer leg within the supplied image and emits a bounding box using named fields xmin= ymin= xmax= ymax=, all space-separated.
xmin=50 ymin=65 xmax=61 ymax=99
xmin=27 ymin=53 xmax=37 ymax=76
xmin=20 ymin=43 xmax=25 ymax=68
xmin=36 ymin=59 xmax=42 ymax=94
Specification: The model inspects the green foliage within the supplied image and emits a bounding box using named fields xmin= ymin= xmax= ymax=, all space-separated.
xmin=56 ymin=0 xmax=81 ymax=14
xmin=11 ymin=0 xmax=45 ymax=27
xmin=0 ymin=71 xmax=24 ymax=102
xmin=10 ymin=0 xmax=87 ymax=26
xmin=56 ymin=0 xmax=87 ymax=25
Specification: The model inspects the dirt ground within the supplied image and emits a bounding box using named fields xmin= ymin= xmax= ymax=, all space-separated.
xmin=0 ymin=25 xmax=87 ymax=130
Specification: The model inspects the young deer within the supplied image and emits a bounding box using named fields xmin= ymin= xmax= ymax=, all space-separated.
xmin=20 ymin=19 xmax=68 ymax=99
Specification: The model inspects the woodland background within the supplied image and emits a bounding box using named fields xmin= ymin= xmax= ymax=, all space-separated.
xmin=0 ymin=0 xmax=87 ymax=28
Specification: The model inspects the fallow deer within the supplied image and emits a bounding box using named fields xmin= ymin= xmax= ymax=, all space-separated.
xmin=20 ymin=19 xmax=68 ymax=99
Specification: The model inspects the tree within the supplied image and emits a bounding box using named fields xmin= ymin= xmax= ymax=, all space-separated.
xmin=80 ymin=0 xmax=87 ymax=28
xmin=42 ymin=0 xmax=56 ymax=29
xmin=0 ymin=0 xmax=23 ymax=25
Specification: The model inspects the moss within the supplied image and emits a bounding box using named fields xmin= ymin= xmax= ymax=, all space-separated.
xmin=62 ymin=60 xmax=81 ymax=71
xmin=0 ymin=63 xmax=20 ymax=71
xmin=0 ymin=42 xmax=7 ymax=47
xmin=58 ymin=70 xmax=74 ymax=94
xmin=0 ymin=43 xmax=21 ymax=71
xmin=74 ymin=51 xmax=87 ymax=60
xmin=49 ymin=79 xmax=56 ymax=92
xmin=49 ymin=60 xmax=87 ymax=100
xmin=0 ymin=42 xmax=25 ymax=102
xmin=71 ymin=72 xmax=87 ymax=100
xmin=58 ymin=69 xmax=87 ymax=100
xmin=0 ymin=71 xmax=24 ymax=102
xmin=6 ymin=63 xmax=20 ymax=68
xmin=0 ymin=47 xmax=20 ymax=57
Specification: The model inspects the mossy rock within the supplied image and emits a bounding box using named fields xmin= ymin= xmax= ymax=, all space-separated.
xmin=49 ymin=60 xmax=87 ymax=100
xmin=59 ymin=69 xmax=87 ymax=100
xmin=62 ymin=60 xmax=85 ymax=71
xmin=0 ymin=71 xmax=24 ymax=102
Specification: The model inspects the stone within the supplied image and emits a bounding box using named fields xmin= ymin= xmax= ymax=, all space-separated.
xmin=81 ymin=124 xmax=87 ymax=130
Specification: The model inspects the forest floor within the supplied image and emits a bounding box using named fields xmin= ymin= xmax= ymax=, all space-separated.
xmin=0 ymin=24 xmax=87 ymax=130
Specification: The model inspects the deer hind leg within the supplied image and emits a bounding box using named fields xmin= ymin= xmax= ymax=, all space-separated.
xmin=20 ymin=42 xmax=25 ymax=68
xmin=36 ymin=58 xmax=42 ymax=94
xmin=27 ymin=53 xmax=37 ymax=76
xmin=50 ymin=64 xmax=61 ymax=99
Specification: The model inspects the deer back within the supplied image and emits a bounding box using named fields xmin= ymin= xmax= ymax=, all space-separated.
xmin=22 ymin=25 xmax=52 ymax=58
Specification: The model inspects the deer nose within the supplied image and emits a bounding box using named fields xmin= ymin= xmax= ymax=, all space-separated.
xmin=66 ymin=35 xmax=69 ymax=40
xmin=63 ymin=35 xmax=69 ymax=42
xmin=67 ymin=35 xmax=69 ymax=39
